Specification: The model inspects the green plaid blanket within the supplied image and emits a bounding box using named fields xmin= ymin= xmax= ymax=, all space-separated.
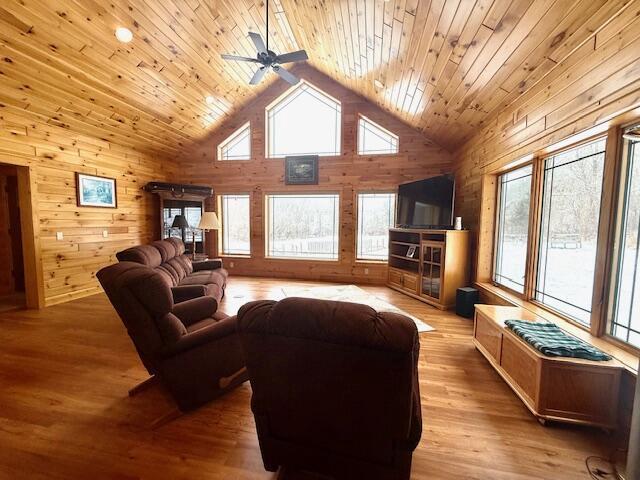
xmin=504 ymin=320 xmax=612 ymax=361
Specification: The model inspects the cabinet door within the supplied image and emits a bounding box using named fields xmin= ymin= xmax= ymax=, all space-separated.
xmin=403 ymin=273 xmax=419 ymax=294
xmin=389 ymin=268 xmax=403 ymax=288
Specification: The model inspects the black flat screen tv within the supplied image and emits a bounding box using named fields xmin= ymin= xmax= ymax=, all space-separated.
xmin=396 ymin=174 xmax=455 ymax=228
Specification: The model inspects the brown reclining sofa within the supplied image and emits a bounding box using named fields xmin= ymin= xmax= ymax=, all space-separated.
xmin=116 ymin=238 xmax=228 ymax=306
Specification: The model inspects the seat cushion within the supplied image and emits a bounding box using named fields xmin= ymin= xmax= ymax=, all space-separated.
xmin=180 ymin=270 xmax=227 ymax=287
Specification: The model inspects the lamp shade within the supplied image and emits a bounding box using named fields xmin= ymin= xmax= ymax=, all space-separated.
xmin=198 ymin=212 xmax=221 ymax=230
xmin=171 ymin=214 xmax=189 ymax=229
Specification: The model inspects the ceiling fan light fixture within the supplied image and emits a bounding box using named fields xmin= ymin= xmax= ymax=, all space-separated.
xmin=205 ymin=95 xmax=216 ymax=105
xmin=115 ymin=27 xmax=134 ymax=43
xmin=374 ymin=79 xmax=385 ymax=89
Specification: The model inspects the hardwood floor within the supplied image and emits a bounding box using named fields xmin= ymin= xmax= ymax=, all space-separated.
xmin=0 ymin=277 xmax=613 ymax=479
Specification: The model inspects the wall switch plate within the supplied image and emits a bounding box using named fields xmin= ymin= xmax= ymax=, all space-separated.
xmin=364 ymin=268 xmax=369 ymax=275
xmin=102 ymin=230 xmax=108 ymax=238
xmin=229 ymin=261 xmax=234 ymax=268
xmin=56 ymin=232 xmax=64 ymax=241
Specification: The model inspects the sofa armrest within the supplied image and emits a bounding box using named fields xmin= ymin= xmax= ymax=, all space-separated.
xmin=171 ymin=285 xmax=206 ymax=303
xmin=193 ymin=258 xmax=223 ymax=272
xmin=162 ymin=315 xmax=237 ymax=356
xmin=172 ymin=296 xmax=218 ymax=326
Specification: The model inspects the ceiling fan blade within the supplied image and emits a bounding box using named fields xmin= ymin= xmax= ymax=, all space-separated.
xmin=250 ymin=66 xmax=268 ymax=85
xmin=273 ymin=66 xmax=299 ymax=85
xmin=248 ymin=32 xmax=267 ymax=55
xmin=275 ymin=50 xmax=309 ymax=64
xmin=221 ymin=54 xmax=260 ymax=63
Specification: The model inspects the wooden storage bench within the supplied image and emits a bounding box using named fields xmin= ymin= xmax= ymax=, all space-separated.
xmin=473 ymin=304 xmax=623 ymax=429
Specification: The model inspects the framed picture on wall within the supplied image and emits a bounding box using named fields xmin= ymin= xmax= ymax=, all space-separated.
xmin=76 ymin=173 xmax=117 ymax=208
xmin=284 ymin=155 xmax=319 ymax=185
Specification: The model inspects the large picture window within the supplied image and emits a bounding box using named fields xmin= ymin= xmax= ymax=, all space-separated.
xmin=220 ymin=194 xmax=251 ymax=255
xmin=535 ymin=139 xmax=606 ymax=325
xmin=356 ymin=193 xmax=396 ymax=260
xmin=610 ymin=129 xmax=640 ymax=347
xmin=266 ymin=194 xmax=339 ymax=260
xmin=494 ymin=165 xmax=532 ymax=293
xmin=266 ymin=82 xmax=341 ymax=158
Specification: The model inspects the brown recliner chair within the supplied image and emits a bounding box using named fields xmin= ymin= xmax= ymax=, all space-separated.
xmin=97 ymin=261 xmax=248 ymax=411
xmin=237 ymin=297 xmax=422 ymax=480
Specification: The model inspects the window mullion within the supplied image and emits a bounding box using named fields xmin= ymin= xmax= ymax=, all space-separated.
xmin=591 ymin=126 xmax=622 ymax=336
xmin=525 ymin=157 xmax=544 ymax=301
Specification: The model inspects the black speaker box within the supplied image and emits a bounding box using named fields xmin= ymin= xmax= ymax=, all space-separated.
xmin=456 ymin=287 xmax=479 ymax=318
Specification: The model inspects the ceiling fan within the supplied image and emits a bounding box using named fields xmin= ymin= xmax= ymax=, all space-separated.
xmin=220 ymin=1 xmax=308 ymax=86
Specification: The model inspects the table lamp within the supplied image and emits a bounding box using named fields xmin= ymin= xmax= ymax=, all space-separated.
xmin=196 ymin=212 xmax=220 ymax=259
xmin=171 ymin=214 xmax=189 ymax=237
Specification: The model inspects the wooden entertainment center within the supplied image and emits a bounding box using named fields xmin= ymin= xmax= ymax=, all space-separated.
xmin=387 ymin=228 xmax=470 ymax=310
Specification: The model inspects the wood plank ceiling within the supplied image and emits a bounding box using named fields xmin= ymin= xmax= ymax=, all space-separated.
xmin=0 ymin=0 xmax=635 ymax=156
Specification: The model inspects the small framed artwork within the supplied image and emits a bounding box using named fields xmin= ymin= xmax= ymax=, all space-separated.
xmin=406 ymin=245 xmax=417 ymax=258
xmin=285 ymin=155 xmax=319 ymax=185
xmin=76 ymin=173 xmax=117 ymax=208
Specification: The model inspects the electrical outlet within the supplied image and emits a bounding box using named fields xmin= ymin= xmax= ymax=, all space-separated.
xmin=229 ymin=261 xmax=234 ymax=268
xmin=102 ymin=230 xmax=108 ymax=238
xmin=364 ymin=267 xmax=369 ymax=275
xmin=56 ymin=232 xmax=64 ymax=241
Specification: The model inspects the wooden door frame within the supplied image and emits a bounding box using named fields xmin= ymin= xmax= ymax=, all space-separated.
xmin=0 ymin=157 xmax=45 ymax=309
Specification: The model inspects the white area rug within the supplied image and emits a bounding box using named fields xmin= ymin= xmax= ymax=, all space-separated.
xmin=281 ymin=284 xmax=434 ymax=333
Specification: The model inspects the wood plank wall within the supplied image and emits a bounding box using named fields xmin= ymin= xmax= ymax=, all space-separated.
xmin=0 ymin=113 xmax=173 ymax=306
xmin=452 ymin=8 xmax=640 ymax=278
xmin=177 ymin=65 xmax=452 ymax=284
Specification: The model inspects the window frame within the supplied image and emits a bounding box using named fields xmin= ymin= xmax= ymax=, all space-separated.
xmin=606 ymin=123 xmax=640 ymax=350
xmin=483 ymin=133 xmax=616 ymax=337
xmin=217 ymin=192 xmax=252 ymax=257
xmin=265 ymin=80 xmax=342 ymax=159
xmin=530 ymin=138 xmax=608 ymax=327
xmin=217 ymin=122 xmax=251 ymax=161
xmin=264 ymin=192 xmax=341 ymax=261
xmin=357 ymin=115 xmax=399 ymax=156
xmin=355 ymin=190 xmax=397 ymax=263
xmin=491 ymin=162 xmax=535 ymax=299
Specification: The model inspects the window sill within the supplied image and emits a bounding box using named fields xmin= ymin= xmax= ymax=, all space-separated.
xmin=355 ymin=259 xmax=388 ymax=265
xmin=264 ymin=256 xmax=339 ymax=262
xmin=219 ymin=254 xmax=251 ymax=259
xmin=475 ymin=281 xmax=639 ymax=375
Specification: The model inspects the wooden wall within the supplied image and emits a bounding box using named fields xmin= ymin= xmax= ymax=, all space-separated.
xmin=0 ymin=114 xmax=172 ymax=306
xmin=452 ymin=8 xmax=640 ymax=277
xmin=177 ymin=65 xmax=452 ymax=284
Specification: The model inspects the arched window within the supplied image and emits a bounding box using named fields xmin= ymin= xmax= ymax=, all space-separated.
xmin=266 ymin=81 xmax=341 ymax=158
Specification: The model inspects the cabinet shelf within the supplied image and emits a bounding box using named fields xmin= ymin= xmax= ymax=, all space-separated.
xmin=391 ymin=254 xmax=419 ymax=262
xmin=390 ymin=241 xmax=420 ymax=247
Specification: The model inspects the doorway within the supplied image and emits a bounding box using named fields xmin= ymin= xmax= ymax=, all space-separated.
xmin=0 ymin=164 xmax=26 ymax=311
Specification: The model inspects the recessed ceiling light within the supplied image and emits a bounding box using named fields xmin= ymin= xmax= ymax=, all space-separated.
xmin=374 ymin=79 xmax=385 ymax=89
xmin=205 ymin=96 xmax=215 ymax=105
xmin=115 ymin=27 xmax=133 ymax=43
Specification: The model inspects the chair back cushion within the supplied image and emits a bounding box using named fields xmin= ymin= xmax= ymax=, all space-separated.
xmin=116 ymin=245 xmax=162 ymax=267
xmin=237 ymin=297 xmax=421 ymax=466
xmin=116 ymin=239 xmax=193 ymax=286
xmin=97 ymin=262 xmax=187 ymax=373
